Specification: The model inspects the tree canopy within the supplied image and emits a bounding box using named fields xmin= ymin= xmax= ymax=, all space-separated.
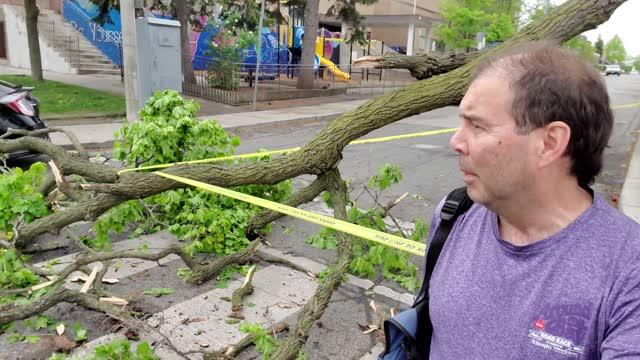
xmin=605 ymin=34 xmax=627 ymax=63
xmin=435 ymin=0 xmax=520 ymax=52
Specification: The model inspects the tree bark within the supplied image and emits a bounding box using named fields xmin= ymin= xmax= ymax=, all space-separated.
xmin=296 ymin=0 xmax=319 ymax=90
xmin=175 ymin=0 xmax=196 ymax=84
xmin=353 ymin=52 xmax=477 ymax=80
xmin=270 ymin=168 xmax=353 ymax=360
xmin=24 ymin=0 xmax=43 ymax=82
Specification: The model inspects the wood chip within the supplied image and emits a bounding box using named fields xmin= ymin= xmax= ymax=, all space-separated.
xmin=31 ymin=279 xmax=56 ymax=292
xmin=390 ymin=308 xmax=397 ymax=317
xmin=306 ymin=271 xmax=316 ymax=279
xmin=99 ymin=297 xmax=129 ymax=306
xmin=101 ymin=278 xmax=119 ymax=284
xmin=242 ymin=266 xmax=257 ymax=288
xmin=46 ymin=275 xmax=57 ymax=281
xmin=56 ymin=323 xmax=65 ymax=336
xmin=276 ymin=303 xmax=292 ymax=309
xmin=225 ymin=346 xmax=235 ymax=355
xmin=263 ymin=240 xmax=272 ymax=247
xmin=369 ymin=300 xmax=378 ymax=314
xmin=199 ymin=343 xmax=209 ymax=348
xmin=80 ymin=266 xmax=98 ymax=293
xmin=363 ymin=327 xmax=378 ymax=334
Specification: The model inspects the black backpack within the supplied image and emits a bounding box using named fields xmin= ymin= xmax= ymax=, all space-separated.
xmin=379 ymin=187 xmax=473 ymax=360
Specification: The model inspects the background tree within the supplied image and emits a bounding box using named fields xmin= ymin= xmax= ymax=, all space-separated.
xmin=633 ymin=56 xmax=640 ymax=72
xmin=435 ymin=0 xmax=519 ymax=52
xmin=594 ymin=34 xmax=604 ymax=63
xmin=24 ymin=0 xmax=43 ymax=82
xmin=605 ymin=34 xmax=626 ymax=63
xmin=564 ymin=35 xmax=596 ymax=63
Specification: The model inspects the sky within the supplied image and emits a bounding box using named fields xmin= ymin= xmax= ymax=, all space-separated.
xmin=551 ymin=0 xmax=640 ymax=57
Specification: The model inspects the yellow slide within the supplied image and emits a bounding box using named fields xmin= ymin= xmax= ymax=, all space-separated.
xmin=315 ymin=38 xmax=350 ymax=81
xmin=317 ymin=55 xmax=350 ymax=81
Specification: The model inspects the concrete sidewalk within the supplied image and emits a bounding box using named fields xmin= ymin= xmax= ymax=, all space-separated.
xmin=621 ymin=134 xmax=640 ymax=223
xmin=48 ymin=99 xmax=369 ymax=150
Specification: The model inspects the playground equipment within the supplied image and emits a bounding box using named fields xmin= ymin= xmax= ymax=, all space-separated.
xmin=315 ymin=37 xmax=350 ymax=81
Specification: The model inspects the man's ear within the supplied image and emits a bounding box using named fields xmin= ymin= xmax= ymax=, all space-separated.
xmin=538 ymin=121 xmax=571 ymax=168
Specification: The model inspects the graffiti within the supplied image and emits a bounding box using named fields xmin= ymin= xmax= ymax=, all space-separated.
xmin=69 ymin=20 xmax=84 ymax=34
xmin=89 ymin=22 xmax=121 ymax=44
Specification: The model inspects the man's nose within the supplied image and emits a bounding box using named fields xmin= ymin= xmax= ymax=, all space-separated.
xmin=449 ymin=128 xmax=467 ymax=155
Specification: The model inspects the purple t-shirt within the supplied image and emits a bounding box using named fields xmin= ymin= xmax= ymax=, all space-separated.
xmin=426 ymin=193 xmax=640 ymax=359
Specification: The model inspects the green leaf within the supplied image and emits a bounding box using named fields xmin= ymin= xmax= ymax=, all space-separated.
xmin=282 ymin=227 xmax=295 ymax=235
xmin=72 ymin=323 xmax=88 ymax=342
xmin=33 ymin=315 xmax=51 ymax=330
xmin=136 ymin=341 xmax=153 ymax=357
xmin=7 ymin=332 xmax=25 ymax=343
xmin=26 ymin=335 xmax=40 ymax=344
xmin=143 ymin=288 xmax=175 ymax=297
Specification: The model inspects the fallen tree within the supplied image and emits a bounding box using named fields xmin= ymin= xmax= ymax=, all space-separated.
xmin=0 ymin=1 xmax=627 ymax=358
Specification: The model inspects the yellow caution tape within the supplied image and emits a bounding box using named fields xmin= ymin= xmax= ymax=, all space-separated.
xmin=118 ymin=128 xmax=458 ymax=175
xmin=612 ymin=103 xmax=640 ymax=110
xmin=154 ymin=171 xmax=427 ymax=256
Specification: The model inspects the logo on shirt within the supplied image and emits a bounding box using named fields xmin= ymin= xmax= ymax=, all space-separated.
xmin=529 ymin=303 xmax=593 ymax=357
xmin=529 ymin=327 xmax=584 ymax=357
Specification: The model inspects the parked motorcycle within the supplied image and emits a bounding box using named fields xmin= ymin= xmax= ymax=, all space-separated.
xmin=0 ymin=79 xmax=49 ymax=159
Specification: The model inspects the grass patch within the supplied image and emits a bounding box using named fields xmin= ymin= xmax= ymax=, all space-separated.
xmin=0 ymin=75 xmax=125 ymax=117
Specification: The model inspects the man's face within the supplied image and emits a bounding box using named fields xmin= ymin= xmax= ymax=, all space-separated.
xmin=450 ymin=73 xmax=536 ymax=207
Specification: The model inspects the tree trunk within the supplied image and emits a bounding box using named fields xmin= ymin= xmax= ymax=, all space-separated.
xmin=24 ymin=0 xmax=43 ymax=82
xmin=296 ymin=0 xmax=319 ymax=90
xmin=353 ymin=52 xmax=477 ymax=80
xmin=175 ymin=0 xmax=196 ymax=84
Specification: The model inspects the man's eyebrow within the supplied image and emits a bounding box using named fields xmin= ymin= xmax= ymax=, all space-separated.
xmin=460 ymin=112 xmax=487 ymax=123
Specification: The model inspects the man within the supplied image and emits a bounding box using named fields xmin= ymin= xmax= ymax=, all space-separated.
xmin=427 ymin=43 xmax=640 ymax=358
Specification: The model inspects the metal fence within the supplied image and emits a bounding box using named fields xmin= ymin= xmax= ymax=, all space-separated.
xmin=38 ymin=12 xmax=80 ymax=66
xmin=8 ymin=3 xmax=81 ymax=67
xmin=182 ymin=57 xmax=415 ymax=105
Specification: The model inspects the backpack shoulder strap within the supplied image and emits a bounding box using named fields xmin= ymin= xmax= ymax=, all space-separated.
xmin=413 ymin=187 xmax=473 ymax=358
xmin=414 ymin=187 xmax=473 ymax=301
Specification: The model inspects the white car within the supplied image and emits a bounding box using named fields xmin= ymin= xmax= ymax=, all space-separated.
xmin=605 ymin=64 xmax=621 ymax=76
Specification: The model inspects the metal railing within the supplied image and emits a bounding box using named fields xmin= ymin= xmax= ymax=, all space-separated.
xmin=38 ymin=14 xmax=81 ymax=67
xmin=9 ymin=4 xmax=81 ymax=67
xmin=182 ymin=57 xmax=415 ymax=105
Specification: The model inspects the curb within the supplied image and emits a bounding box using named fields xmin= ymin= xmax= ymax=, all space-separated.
xmin=620 ymin=131 xmax=640 ymax=223
xmin=43 ymin=112 xmax=126 ymax=121
xmin=62 ymin=112 xmax=344 ymax=151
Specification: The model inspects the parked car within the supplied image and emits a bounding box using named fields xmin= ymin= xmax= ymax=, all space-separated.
xmin=604 ymin=64 xmax=622 ymax=76
xmin=0 ymin=80 xmax=49 ymax=159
